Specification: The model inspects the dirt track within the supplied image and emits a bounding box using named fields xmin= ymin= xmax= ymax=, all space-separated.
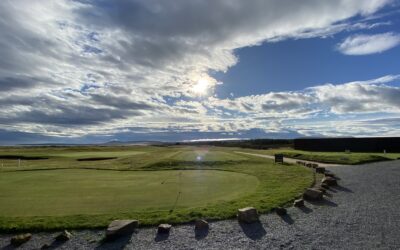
xmin=1 ymin=160 xmax=399 ymax=249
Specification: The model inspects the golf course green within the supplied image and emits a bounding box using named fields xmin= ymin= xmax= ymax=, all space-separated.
xmin=0 ymin=169 xmax=258 ymax=216
xmin=0 ymin=146 xmax=314 ymax=231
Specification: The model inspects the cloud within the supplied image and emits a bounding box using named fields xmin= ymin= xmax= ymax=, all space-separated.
xmin=0 ymin=0 xmax=397 ymax=143
xmin=310 ymin=75 xmax=400 ymax=113
xmin=337 ymin=32 xmax=400 ymax=55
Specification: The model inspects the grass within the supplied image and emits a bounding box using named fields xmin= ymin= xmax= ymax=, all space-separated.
xmin=241 ymin=148 xmax=400 ymax=165
xmin=0 ymin=146 xmax=313 ymax=232
xmin=0 ymin=169 xmax=258 ymax=216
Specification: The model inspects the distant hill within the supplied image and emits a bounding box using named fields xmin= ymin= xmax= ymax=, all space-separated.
xmin=103 ymin=140 xmax=173 ymax=146
xmin=181 ymin=138 xmax=293 ymax=149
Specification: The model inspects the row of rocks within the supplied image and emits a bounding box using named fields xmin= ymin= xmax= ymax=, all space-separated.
xmin=10 ymin=230 xmax=72 ymax=248
xmin=236 ymin=169 xmax=340 ymax=225
xmin=296 ymin=161 xmax=326 ymax=174
xmin=303 ymin=170 xmax=339 ymax=202
xmin=104 ymin=218 xmax=210 ymax=241
xmin=237 ymin=206 xmax=288 ymax=224
xmin=296 ymin=161 xmax=319 ymax=169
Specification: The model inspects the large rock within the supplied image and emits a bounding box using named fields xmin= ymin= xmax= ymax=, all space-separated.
xmin=41 ymin=243 xmax=50 ymax=249
xmin=275 ymin=207 xmax=287 ymax=216
xmin=237 ymin=207 xmax=259 ymax=223
xmin=324 ymin=172 xmax=336 ymax=178
xmin=317 ymin=186 xmax=327 ymax=194
xmin=11 ymin=233 xmax=32 ymax=246
xmin=321 ymin=183 xmax=330 ymax=189
xmin=195 ymin=219 xmax=209 ymax=230
xmin=158 ymin=224 xmax=172 ymax=234
xmin=106 ymin=220 xmax=139 ymax=240
xmin=55 ymin=230 xmax=72 ymax=241
xmin=322 ymin=177 xmax=338 ymax=186
xmin=315 ymin=167 xmax=325 ymax=173
xmin=293 ymin=198 xmax=304 ymax=207
xmin=303 ymin=188 xmax=323 ymax=201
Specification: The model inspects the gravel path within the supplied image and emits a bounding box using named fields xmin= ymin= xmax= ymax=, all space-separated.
xmin=235 ymin=151 xmax=342 ymax=167
xmin=1 ymin=160 xmax=399 ymax=249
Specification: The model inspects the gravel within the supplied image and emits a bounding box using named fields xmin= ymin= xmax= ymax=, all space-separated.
xmin=1 ymin=160 xmax=399 ymax=249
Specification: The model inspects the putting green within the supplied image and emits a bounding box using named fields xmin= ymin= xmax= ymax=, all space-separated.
xmin=0 ymin=169 xmax=259 ymax=217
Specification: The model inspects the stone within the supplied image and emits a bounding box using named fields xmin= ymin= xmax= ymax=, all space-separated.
xmin=322 ymin=177 xmax=338 ymax=186
xmin=303 ymin=188 xmax=323 ymax=201
xmin=311 ymin=163 xmax=319 ymax=168
xmin=306 ymin=163 xmax=313 ymax=168
xmin=293 ymin=199 xmax=304 ymax=207
xmin=55 ymin=230 xmax=72 ymax=241
xmin=324 ymin=172 xmax=336 ymax=178
xmin=158 ymin=224 xmax=172 ymax=234
xmin=41 ymin=243 xmax=50 ymax=249
xmin=237 ymin=207 xmax=259 ymax=223
xmin=315 ymin=167 xmax=325 ymax=173
xmin=11 ymin=233 xmax=32 ymax=246
xmin=106 ymin=220 xmax=139 ymax=240
xmin=317 ymin=187 xmax=327 ymax=194
xmin=195 ymin=219 xmax=209 ymax=230
xmin=321 ymin=183 xmax=330 ymax=189
xmin=275 ymin=207 xmax=287 ymax=216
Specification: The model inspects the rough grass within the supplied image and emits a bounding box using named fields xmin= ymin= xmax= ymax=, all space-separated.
xmin=0 ymin=146 xmax=313 ymax=232
xmin=241 ymin=148 xmax=400 ymax=165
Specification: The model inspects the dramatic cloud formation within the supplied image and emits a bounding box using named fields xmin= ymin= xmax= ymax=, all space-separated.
xmin=337 ymin=32 xmax=400 ymax=55
xmin=0 ymin=0 xmax=399 ymax=144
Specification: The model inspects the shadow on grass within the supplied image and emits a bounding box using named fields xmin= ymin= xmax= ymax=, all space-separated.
xmin=95 ymin=232 xmax=133 ymax=250
xmin=195 ymin=227 xmax=209 ymax=240
xmin=239 ymin=221 xmax=266 ymax=240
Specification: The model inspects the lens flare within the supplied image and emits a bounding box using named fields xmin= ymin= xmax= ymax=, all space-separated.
xmin=192 ymin=78 xmax=210 ymax=95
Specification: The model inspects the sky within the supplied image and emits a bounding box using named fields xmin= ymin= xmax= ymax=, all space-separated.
xmin=0 ymin=0 xmax=400 ymax=144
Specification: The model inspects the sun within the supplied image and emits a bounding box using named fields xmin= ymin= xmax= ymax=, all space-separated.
xmin=192 ymin=78 xmax=210 ymax=95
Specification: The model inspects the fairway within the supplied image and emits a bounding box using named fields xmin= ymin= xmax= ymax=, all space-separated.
xmin=0 ymin=146 xmax=313 ymax=231
xmin=241 ymin=148 xmax=400 ymax=165
xmin=0 ymin=169 xmax=258 ymax=217
xmin=48 ymin=151 xmax=145 ymax=158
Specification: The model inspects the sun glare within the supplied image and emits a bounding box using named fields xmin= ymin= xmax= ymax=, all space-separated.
xmin=192 ymin=78 xmax=210 ymax=95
